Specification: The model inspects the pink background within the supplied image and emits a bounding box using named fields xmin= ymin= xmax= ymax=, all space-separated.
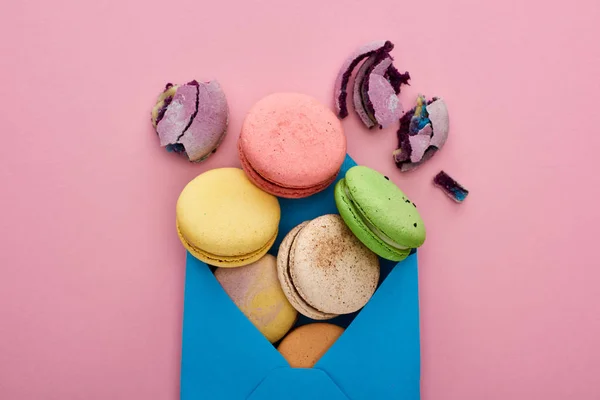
xmin=1 ymin=0 xmax=599 ymax=399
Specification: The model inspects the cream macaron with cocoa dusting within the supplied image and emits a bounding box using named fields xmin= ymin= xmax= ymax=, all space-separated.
xmin=277 ymin=214 xmax=380 ymax=319
xmin=215 ymin=254 xmax=297 ymax=343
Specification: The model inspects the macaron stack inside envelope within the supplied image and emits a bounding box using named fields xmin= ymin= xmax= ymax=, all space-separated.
xmin=173 ymin=91 xmax=427 ymax=386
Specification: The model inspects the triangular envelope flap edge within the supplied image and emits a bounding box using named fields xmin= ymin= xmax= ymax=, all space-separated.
xmin=272 ymin=155 xmax=358 ymax=251
xmin=246 ymin=367 xmax=350 ymax=400
xmin=181 ymin=253 xmax=288 ymax=400
xmin=315 ymin=253 xmax=421 ymax=400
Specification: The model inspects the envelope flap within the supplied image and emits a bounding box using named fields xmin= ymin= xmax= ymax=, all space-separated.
xmin=180 ymin=253 xmax=288 ymax=400
xmin=315 ymin=254 xmax=421 ymax=400
xmin=247 ymin=367 xmax=350 ymax=400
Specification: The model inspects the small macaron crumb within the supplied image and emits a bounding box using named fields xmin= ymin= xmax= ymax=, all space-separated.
xmin=334 ymin=40 xmax=410 ymax=129
xmin=277 ymin=323 xmax=344 ymax=368
xmin=151 ymin=79 xmax=229 ymax=162
xmin=433 ymin=171 xmax=468 ymax=203
xmin=393 ymin=95 xmax=449 ymax=171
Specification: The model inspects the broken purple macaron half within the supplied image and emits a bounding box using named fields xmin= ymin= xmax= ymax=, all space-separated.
xmin=334 ymin=40 xmax=410 ymax=129
xmin=151 ymin=80 xmax=229 ymax=162
xmin=392 ymin=95 xmax=449 ymax=171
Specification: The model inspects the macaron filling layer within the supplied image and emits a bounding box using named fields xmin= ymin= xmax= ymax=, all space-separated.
xmin=238 ymin=142 xmax=339 ymax=198
xmin=177 ymin=222 xmax=277 ymax=265
xmin=342 ymin=182 xmax=411 ymax=251
xmin=240 ymin=145 xmax=338 ymax=190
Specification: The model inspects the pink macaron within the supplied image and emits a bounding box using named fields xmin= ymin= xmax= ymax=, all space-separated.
xmin=239 ymin=93 xmax=346 ymax=198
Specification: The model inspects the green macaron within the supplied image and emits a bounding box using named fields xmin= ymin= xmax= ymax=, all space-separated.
xmin=334 ymin=166 xmax=426 ymax=261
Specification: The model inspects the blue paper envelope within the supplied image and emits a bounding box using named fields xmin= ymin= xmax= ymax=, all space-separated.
xmin=180 ymin=155 xmax=421 ymax=400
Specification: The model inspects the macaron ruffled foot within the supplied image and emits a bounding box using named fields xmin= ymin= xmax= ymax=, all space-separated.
xmin=151 ymin=80 xmax=229 ymax=162
xmin=334 ymin=40 xmax=410 ymax=129
xmin=392 ymin=95 xmax=449 ymax=171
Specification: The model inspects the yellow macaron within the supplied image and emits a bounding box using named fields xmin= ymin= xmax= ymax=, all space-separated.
xmin=176 ymin=168 xmax=280 ymax=267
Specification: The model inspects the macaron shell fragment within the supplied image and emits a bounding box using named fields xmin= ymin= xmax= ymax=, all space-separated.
xmin=276 ymin=222 xmax=337 ymax=320
xmin=215 ymin=255 xmax=297 ymax=343
xmin=426 ymin=98 xmax=449 ymax=148
xmin=178 ymin=81 xmax=229 ymax=162
xmin=367 ymin=73 xmax=401 ymax=129
xmin=157 ymin=83 xmax=198 ymax=147
xmin=362 ymin=55 xmax=402 ymax=129
xmin=352 ymin=56 xmax=377 ymax=128
xmin=334 ymin=40 xmax=392 ymax=118
xmin=393 ymin=96 xmax=449 ymax=171
xmin=290 ymin=214 xmax=379 ymax=315
xmin=277 ymin=323 xmax=344 ymax=368
xmin=409 ymin=124 xmax=433 ymax=163
xmin=335 ymin=40 xmax=409 ymax=129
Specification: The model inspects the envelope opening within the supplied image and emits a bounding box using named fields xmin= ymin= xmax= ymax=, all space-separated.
xmin=180 ymin=155 xmax=421 ymax=400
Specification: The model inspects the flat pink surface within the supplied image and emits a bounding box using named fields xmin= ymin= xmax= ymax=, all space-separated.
xmin=0 ymin=0 xmax=599 ymax=399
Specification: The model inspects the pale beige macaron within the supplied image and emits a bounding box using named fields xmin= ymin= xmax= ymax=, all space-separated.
xmin=215 ymin=254 xmax=297 ymax=343
xmin=277 ymin=214 xmax=380 ymax=318
xmin=277 ymin=323 xmax=344 ymax=368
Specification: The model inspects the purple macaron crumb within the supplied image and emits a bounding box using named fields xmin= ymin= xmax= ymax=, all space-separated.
xmin=392 ymin=109 xmax=416 ymax=163
xmin=384 ymin=65 xmax=411 ymax=94
xmin=433 ymin=171 xmax=469 ymax=202
xmin=334 ymin=40 xmax=394 ymax=119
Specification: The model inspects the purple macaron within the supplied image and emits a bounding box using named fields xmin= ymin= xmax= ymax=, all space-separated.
xmin=151 ymin=80 xmax=229 ymax=162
